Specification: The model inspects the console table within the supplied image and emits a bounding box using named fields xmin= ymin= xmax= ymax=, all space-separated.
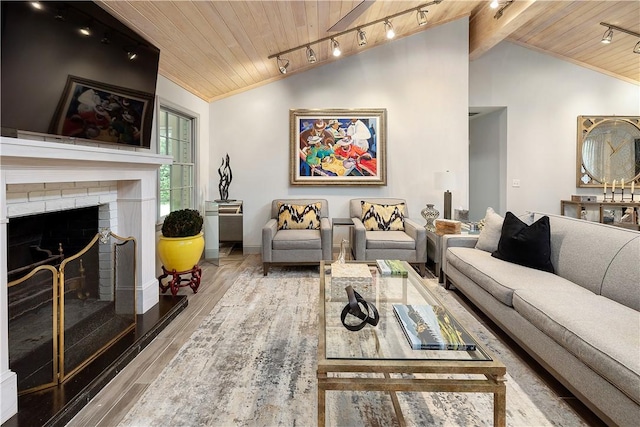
xmin=560 ymin=200 xmax=640 ymax=230
xmin=218 ymin=200 xmax=243 ymax=243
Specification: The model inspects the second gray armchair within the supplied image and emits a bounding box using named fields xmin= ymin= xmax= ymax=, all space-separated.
xmin=349 ymin=198 xmax=427 ymax=276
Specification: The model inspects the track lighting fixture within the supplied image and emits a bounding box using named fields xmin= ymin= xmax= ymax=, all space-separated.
xmin=599 ymin=22 xmax=640 ymax=54
xmin=357 ymin=29 xmax=367 ymax=46
xmin=277 ymin=56 xmax=289 ymax=74
xmin=384 ymin=20 xmax=395 ymax=39
xmin=601 ymin=27 xmax=613 ymax=44
xmin=331 ymin=38 xmax=341 ymax=57
xmin=417 ymin=9 xmax=428 ymax=26
xmin=306 ymin=46 xmax=317 ymax=63
xmin=127 ymin=51 xmax=138 ymax=60
xmin=267 ymin=1 xmax=444 ymax=73
xmin=491 ymin=0 xmax=514 ymax=19
xmin=79 ymin=25 xmax=91 ymax=36
xmin=30 ymin=2 xmax=42 ymax=10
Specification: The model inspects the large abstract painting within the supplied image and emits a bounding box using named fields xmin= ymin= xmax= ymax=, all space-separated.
xmin=290 ymin=109 xmax=387 ymax=185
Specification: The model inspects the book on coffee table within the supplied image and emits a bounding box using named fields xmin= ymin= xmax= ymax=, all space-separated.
xmin=393 ymin=304 xmax=476 ymax=351
xmin=376 ymin=259 xmax=408 ymax=277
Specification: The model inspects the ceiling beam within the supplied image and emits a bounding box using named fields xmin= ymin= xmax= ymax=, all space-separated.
xmin=469 ymin=0 xmax=543 ymax=60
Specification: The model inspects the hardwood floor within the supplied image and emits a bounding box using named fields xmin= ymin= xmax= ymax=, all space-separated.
xmin=66 ymin=251 xmax=605 ymax=427
xmin=66 ymin=249 xmax=251 ymax=427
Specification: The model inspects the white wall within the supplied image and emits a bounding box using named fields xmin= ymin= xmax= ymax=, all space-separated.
xmin=210 ymin=19 xmax=470 ymax=251
xmin=470 ymin=42 xmax=640 ymax=216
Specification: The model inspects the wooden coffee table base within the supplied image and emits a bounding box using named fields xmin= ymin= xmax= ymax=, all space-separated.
xmin=317 ymin=368 xmax=506 ymax=427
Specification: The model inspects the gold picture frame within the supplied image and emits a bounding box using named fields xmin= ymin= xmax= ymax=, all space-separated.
xmin=290 ymin=109 xmax=387 ymax=186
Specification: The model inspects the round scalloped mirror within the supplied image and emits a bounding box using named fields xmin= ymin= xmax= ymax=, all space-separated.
xmin=577 ymin=116 xmax=640 ymax=187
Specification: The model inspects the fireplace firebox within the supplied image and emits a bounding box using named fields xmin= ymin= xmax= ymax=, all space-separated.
xmin=7 ymin=217 xmax=137 ymax=395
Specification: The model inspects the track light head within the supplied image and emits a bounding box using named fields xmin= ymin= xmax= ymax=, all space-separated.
xmin=127 ymin=51 xmax=137 ymax=60
xmin=277 ymin=56 xmax=289 ymax=74
xmin=54 ymin=8 xmax=65 ymax=20
xmin=417 ymin=9 xmax=428 ymax=26
xmin=331 ymin=38 xmax=341 ymax=57
xmin=101 ymin=32 xmax=111 ymax=44
xmin=30 ymin=2 xmax=43 ymax=10
xmin=634 ymin=41 xmax=640 ymax=54
xmin=490 ymin=0 xmax=499 ymax=9
xmin=306 ymin=46 xmax=317 ymax=63
xmin=79 ymin=25 xmax=91 ymax=37
xmin=601 ymin=28 xmax=613 ymax=44
xmin=384 ymin=20 xmax=395 ymax=39
xmin=357 ymin=29 xmax=367 ymax=46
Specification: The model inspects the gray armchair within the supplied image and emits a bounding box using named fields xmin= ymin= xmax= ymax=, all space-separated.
xmin=262 ymin=199 xmax=332 ymax=275
xmin=349 ymin=198 xmax=427 ymax=276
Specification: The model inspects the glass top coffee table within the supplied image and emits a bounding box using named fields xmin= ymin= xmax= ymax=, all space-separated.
xmin=317 ymin=260 xmax=506 ymax=426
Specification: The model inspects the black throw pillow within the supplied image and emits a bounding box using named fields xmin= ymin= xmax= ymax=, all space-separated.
xmin=491 ymin=212 xmax=555 ymax=273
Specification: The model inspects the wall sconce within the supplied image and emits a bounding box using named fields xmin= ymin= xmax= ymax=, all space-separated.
xmin=384 ymin=20 xmax=395 ymax=39
xmin=306 ymin=46 xmax=317 ymax=63
xmin=331 ymin=38 xmax=341 ymax=57
xmin=417 ymin=9 xmax=428 ymax=26
xmin=277 ymin=56 xmax=289 ymax=74
xmin=357 ymin=29 xmax=367 ymax=46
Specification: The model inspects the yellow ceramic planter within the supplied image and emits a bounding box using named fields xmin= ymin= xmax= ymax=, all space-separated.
xmin=157 ymin=232 xmax=205 ymax=272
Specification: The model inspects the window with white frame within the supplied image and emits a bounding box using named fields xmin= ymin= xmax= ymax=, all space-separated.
xmin=158 ymin=107 xmax=195 ymax=218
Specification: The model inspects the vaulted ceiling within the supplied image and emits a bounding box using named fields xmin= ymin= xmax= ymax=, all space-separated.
xmin=97 ymin=1 xmax=640 ymax=102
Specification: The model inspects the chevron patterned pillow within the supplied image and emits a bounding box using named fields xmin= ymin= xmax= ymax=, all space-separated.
xmin=361 ymin=201 xmax=405 ymax=231
xmin=277 ymin=202 xmax=321 ymax=230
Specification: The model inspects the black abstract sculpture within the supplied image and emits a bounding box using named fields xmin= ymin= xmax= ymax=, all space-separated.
xmin=216 ymin=153 xmax=233 ymax=202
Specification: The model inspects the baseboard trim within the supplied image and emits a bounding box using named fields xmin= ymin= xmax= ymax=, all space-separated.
xmin=1 ymin=370 xmax=17 ymax=424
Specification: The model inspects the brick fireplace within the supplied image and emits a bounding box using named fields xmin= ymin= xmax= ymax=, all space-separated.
xmin=1 ymin=136 xmax=171 ymax=423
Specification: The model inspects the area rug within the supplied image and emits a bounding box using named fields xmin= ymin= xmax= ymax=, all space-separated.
xmin=118 ymin=266 xmax=588 ymax=426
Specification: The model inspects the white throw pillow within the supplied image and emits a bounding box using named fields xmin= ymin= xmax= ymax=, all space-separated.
xmin=475 ymin=207 xmax=504 ymax=252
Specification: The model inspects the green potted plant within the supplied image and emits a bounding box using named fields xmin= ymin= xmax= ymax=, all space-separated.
xmin=158 ymin=209 xmax=205 ymax=272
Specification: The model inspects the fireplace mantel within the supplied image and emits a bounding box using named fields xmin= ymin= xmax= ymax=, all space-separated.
xmin=1 ymin=138 xmax=169 ymax=174
xmin=1 ymin=136 xmax=171 ymax=423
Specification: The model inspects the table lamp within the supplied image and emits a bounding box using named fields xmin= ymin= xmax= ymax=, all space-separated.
xmin=435 ymin=170 xmax=456 ymax=219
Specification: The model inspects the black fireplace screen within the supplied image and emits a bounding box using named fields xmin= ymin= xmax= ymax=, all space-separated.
xmin=7 ymin=231 xmax=136 ymax=394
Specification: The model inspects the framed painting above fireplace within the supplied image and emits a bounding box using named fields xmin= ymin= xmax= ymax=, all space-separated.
xmin=49 ymin=75 xmax=154 ymax=148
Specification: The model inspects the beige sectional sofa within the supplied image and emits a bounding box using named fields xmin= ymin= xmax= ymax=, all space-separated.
xmin=441 ymin=212 xmax=639 ymax=427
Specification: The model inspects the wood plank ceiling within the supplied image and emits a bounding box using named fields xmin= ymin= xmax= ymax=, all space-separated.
xmin=96 ymin=1 xmax=640 ymax=102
